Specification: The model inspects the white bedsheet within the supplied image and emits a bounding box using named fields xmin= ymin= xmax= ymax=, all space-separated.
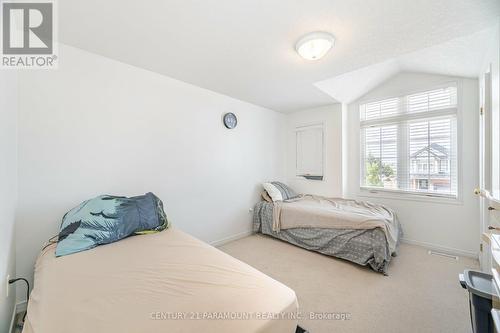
xmin=23 ymin=227 xmax=298 ymax=333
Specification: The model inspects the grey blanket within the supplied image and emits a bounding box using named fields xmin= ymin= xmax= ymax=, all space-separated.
xmin=253 ymin=201 xmax=403 ymax=274
xmin=273 ymin=195 xmax=400 ymax=253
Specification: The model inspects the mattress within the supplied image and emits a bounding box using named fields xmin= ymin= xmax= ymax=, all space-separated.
xmin=254 ymin=201 xmax=402 ymax=274
xmin=23 ymin=227 xmax=298 ymax=333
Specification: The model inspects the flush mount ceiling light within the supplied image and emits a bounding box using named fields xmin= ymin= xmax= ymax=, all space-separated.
xmin=295 ymin=32 xmax=335 ymax=61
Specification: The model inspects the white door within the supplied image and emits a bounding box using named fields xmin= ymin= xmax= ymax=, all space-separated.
xmin=479 ymin=69 xmax=492 ymax=272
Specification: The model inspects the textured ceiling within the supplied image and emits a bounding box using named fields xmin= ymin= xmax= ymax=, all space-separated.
xmin=315 ymin=27 xmax=497 ymax=104
xmin=59 ymin=0 xmax=500 ymax=112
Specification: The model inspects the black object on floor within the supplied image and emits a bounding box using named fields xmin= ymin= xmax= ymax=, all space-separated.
xmin=296 ymin=325 xmax=309 ymax=333
xmin=459 ymin=269 xmax=494 ymax=333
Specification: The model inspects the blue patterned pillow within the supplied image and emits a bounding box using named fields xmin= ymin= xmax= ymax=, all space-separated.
xmin=56 ymin=192 xmax=168 ymax=257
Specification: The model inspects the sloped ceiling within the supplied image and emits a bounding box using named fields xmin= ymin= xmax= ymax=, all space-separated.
xmin=314 ymin=60 xmax=400 ymax=105
xmin=314 ymin=27 xmax=497 ymax=104
xmin=58 ymin=0 xmax=500 ymax=112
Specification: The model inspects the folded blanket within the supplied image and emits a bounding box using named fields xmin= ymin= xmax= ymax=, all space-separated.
xmin=272 ymin=195 xmax=399 ymax=253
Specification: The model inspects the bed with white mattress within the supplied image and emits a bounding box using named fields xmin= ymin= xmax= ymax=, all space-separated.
xmin=23 ymin=227 xmax=298 ymax=333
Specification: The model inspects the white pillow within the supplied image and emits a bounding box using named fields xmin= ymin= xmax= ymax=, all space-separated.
xmin=262 ymin=183 xmax=283 ymax=202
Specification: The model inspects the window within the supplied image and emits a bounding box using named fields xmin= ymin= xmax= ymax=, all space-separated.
xmin=296 ymin=124 xmax=324 ymax=180
xmin=360 ymin=85 xmax=458 ymax=198
xmin=417 ymin=179 xmax=429 ymax=190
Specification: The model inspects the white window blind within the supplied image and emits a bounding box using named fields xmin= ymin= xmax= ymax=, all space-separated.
xmin=360 ymin=85 xmax=458 ymax=198
xmin=360 ymin=98 xmax=400 ymax=121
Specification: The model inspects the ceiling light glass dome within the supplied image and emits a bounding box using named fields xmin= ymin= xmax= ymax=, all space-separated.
xmin=295 ymin=32 xmax=335 ymax=61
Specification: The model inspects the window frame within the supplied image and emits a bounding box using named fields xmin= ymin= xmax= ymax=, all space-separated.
xmin=357 ymin=81 xmax=463 ymax=203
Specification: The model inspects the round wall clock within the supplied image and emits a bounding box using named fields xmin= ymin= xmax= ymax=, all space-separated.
xmin=223 ymin=112 xmax=238 ymax=129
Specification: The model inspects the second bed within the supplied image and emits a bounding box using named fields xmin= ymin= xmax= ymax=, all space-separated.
xmin=253 ymin=195 xmax=403 ymax=274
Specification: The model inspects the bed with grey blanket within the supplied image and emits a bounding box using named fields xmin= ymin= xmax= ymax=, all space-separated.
xmin=253 ymin=200 xmax=403 ymax=274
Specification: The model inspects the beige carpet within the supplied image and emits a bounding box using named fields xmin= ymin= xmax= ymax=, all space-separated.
xmin=219 ymin=234 xmax=479 ymax=333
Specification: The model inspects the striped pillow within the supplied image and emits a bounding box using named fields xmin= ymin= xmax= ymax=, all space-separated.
xmin=262 ymin=182 xmax=299 ymax=201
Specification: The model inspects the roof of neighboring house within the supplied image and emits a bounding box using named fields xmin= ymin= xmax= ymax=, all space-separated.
xmin=410 ymin=143 xmax=449 ymax=159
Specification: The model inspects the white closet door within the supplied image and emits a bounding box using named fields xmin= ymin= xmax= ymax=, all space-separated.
xmin=296 ymin=124 xmax=324 ymax=179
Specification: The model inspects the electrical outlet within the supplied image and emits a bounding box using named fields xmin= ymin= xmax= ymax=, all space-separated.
xmin=5 ymin=274 xmax=9 ymax=298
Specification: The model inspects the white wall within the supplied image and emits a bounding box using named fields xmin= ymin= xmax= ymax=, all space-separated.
xmin=15 ymin=44 xmax=286 ymax=301
xmin=0 ymin=72 xmax=18 ymax=333
xmin=345 ymin=72 xmax=480 ymax=256
xmin=285 ymin=104 xmax=342 ymax=197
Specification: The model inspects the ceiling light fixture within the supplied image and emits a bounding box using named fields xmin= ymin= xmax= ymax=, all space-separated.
xmin=295 ymin=32 xmax=335 ymax=61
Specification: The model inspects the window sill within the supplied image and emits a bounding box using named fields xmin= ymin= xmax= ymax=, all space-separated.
xmin=358 ymin=187 xmax=463 ymax=205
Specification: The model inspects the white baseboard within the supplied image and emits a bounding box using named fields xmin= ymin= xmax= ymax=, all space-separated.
xmin=9 ymin=304 xmax=16 ymax=333
xmin=9 ymin=301 xmax=27 ymax=333
xmin=401 ymin=238 xmax=478 ymax=259
xmin=211 ymin=230 xmax=253 ymax=247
